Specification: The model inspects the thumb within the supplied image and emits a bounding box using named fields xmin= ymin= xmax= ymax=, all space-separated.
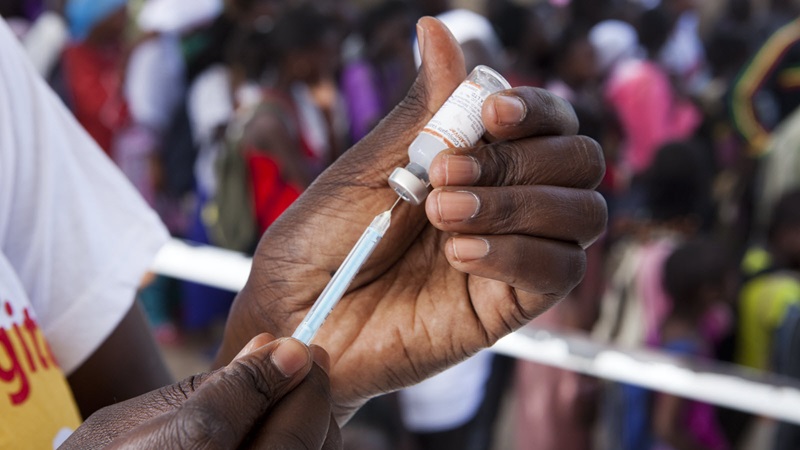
xmin=332 ymin=16 xmax=467 ymax=181
xmin=108 ymin=338 xmax=313 ymax=449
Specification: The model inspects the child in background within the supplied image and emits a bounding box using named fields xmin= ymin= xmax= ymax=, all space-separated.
xmin=652 ymin=238 xmax=734 ymax=450
xmin=736 ymin=189 xmax=800 ymax=374
xmin=593 ymin=140 xmax=721 ymax=450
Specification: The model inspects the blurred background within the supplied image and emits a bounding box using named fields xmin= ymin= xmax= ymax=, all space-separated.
xmin=4 ymin=0 xmax=800 ymax=449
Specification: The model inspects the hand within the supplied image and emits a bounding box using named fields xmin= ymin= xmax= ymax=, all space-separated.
xmin=63 ymin=334 xmax=341 ymax=449
xmin=217 ymin=17 xmax=606 ymax=420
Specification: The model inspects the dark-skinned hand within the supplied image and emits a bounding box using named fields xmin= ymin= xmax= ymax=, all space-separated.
xmin=215 ymin=17 xmax=607 ymax=421
xmin=62 ymin=334 xmax=341 ymax=449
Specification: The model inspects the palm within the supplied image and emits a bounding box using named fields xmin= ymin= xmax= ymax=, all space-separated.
xmin=247 ymin=186 xmax=518 ymax=413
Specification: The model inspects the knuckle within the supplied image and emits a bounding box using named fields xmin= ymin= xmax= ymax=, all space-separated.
xmin=158 ymin=374 xmax=205 ymax=408
xmin=575 ymin=135 xmax=606 ymax=187
xmin=590 ymin=192 xmax=609 ymax=233
xmin=532 ymin=88 xmax=560 ymax=127
xmin=505 ymin=235 xmax=533 ymax=287
xmin=528 ymin=87 xmax=578 ymax=135
xmin=230 ymin=357 xmax=280 ymax=402
xmin=561 ymin=248 xmax=587 ymax=296
xmin=175 ymin=407 xmax=227 ymax=449
xmin=480 ymin=142 xmax=514 ymax=186
xmin=506 ymin=188 xmax=534 ymax=230
xmin=578 ymin=191 xmax=608 ymax=247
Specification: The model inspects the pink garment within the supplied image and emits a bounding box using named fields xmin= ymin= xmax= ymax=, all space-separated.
xmin=637 ymin=236 xmax=733 ymax=346
xmin=685 ymin=401 xmax=729 ymax=450
xmin=605 ymin=59 xmax=701 ymax=176
xmin=636 ymin=237 xmax=679 ymax=346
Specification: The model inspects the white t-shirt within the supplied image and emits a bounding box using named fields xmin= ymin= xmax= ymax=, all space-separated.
xmin=0 ymin=18 xmax=168 ymax=448
xmin=398 ymin=350 xmax=493 ymax=432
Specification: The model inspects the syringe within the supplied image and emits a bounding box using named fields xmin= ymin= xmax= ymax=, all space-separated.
xmin=292 ymin=198 xmax=401 ymax=344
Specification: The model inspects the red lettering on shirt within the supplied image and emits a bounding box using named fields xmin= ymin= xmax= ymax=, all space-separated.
xmin=0 ymin=326 xmax=30 ymax=405
xmin=0 ymin=299 xmax=57 ymax=405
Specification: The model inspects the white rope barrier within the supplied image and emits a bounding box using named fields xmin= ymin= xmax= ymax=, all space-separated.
xmin=151 ymin=239 xmax=251 ymax=292
xmin=152 ymin=238 xmax=800 ymax=424
xmin=493 ymin=328 xmax=800 ymax=425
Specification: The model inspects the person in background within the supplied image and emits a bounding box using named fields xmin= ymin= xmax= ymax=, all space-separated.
xmin=736 ymin=189 xmax=800 ymax=372
xmin=341 ymin=0 xmax=418 ymax=142
xmin=124 ymin=0 xmax=222 ymax=345
xmin=651 ymin=237 xmax=734 ymax=450
xmin=658 ymin=0 xmax=711 ymax=96
xmin=600 ymin=8 xmax=701 ymax=217
xmin=486 ymin=0 xmax=549 ymax=88
xmin=61 ymin=0 xmax=130 ymax=157
xmin=545 ymin=22 xmax=607 ymax=141
xmin=588 ymin=18 xmax=639 ymax=209
xmin=179 ymin=0 xmax=288 ymax=337
xmin=237 ymin=4 xmax=346 ymax=237
xmin=593 ymin=140 xmax=724 ymax=450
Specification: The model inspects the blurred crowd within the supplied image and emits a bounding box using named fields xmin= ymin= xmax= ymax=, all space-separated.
xmin=4 ymin=0 xmax=800 ymax=449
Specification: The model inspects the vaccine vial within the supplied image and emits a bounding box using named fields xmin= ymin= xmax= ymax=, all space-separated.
xmin=388 ymin=65 xmax=511 ymax=205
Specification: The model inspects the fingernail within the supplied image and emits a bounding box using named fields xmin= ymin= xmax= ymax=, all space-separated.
xmin=271 ymin=338 xmax=309 ymax=377
xmin=493 ymin=95 xmax=526 ymax=125
xmin=416 ymin=22 xmax=426 ymax=60
xmin=444 ymin=155 xmax=480 ymax=185
xmin=452 ymin=237 xmax=490 ymax=262
xmin=437 ymin=191 xmax=480 ymax=222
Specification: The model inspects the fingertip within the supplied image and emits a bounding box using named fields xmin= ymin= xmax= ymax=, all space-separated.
xmin=416 ymin=16 xmax=466 ymax=82
xmin=271 ymin=338 xmax=311 ymax=378
xmin=234 ymin=332 xmax=276 ymax=361
xmin=309 ymin=345 xmax=332 ymax=374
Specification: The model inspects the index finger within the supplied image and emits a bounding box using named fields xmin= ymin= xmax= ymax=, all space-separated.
xmin=482 ymin=87 xmax=579 ymax=141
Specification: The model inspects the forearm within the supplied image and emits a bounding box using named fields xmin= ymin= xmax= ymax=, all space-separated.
xmin=68 ymin=301 xmax=173 ymax=419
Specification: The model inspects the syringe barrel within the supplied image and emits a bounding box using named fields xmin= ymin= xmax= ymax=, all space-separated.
xmin=291 ymin=213 xmax=390 ymax=344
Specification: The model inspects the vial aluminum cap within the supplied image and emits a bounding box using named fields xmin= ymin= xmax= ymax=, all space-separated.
xmin=388 ymin=167 xmax=429 ymax=205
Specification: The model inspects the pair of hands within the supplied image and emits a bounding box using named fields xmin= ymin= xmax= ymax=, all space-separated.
xmin=66 ymin=16 xmax=605 ymax=448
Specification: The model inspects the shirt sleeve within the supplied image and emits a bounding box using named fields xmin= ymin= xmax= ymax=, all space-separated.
xmin=0 ymin=18 xmax=169 ymax=375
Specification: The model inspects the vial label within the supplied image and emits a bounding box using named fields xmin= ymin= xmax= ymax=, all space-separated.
xmin=417 ymin=80 xmax=490 ymax=153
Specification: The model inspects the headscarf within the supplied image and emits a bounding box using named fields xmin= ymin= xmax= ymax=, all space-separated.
xmin=589 ymin=20 xmax=640 ymax=74
xmin=66 ymin=0 xmax=128 ymax=41
xmin=137 ymin=0 xmax=222 ymax=34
